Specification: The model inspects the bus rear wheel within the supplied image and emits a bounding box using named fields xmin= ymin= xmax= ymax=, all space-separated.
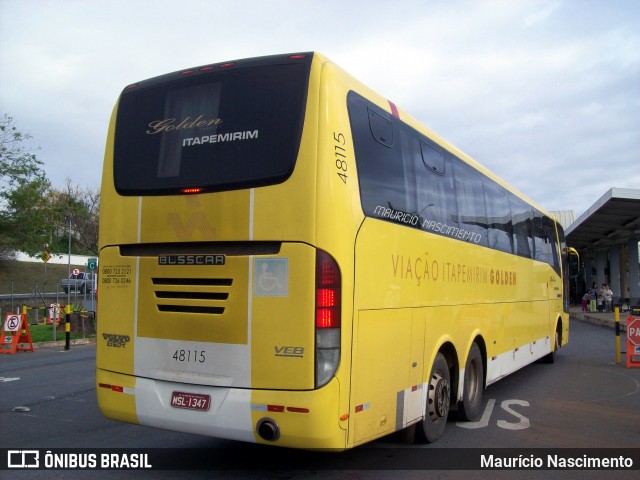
xmin=419 ymin=352 xmax=450 ymax=443
xmin=457 ymin=343 xmax=484 ymax=421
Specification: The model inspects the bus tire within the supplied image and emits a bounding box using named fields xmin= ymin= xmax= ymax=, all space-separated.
xmin=457 ymin=343 xmax=484 ymax=421
xmin=419 ymin=352 xmax=450 ymax=443
xmin=542 ymin=327 xmax=560 ymax=364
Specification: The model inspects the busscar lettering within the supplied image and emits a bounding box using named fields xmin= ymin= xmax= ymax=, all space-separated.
xmin=158 ymin=255 xmax=225 ymax=266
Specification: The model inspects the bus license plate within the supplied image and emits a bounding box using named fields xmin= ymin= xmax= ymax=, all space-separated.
xmin=170 ymin=391 xmax=211 ymax=411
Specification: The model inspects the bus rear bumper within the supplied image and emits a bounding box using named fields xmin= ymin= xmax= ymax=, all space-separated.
xmin=96 ymin=369 xmax=347 ymax=449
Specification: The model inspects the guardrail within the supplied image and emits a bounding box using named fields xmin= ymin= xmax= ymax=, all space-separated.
xmin=0 ymin=291 xmax=96 ymax=323
xmin=0 ymin=292 xmax=69 ymax=301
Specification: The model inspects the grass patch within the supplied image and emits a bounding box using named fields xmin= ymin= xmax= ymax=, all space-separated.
xmin=1 ymin=259 xmax=86 ymax=295
xmin=26 ymin=323 xmax=96 ymax=343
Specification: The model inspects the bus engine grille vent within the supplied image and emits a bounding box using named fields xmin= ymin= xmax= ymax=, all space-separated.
xmin=151 ymin=278 xmax=232 ymax=315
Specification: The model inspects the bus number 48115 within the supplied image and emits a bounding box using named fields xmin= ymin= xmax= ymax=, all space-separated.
xmin=172 ymin=349 xmax=206 ymax=363
xmin=333 ymin=132 xmax=348 ymax=184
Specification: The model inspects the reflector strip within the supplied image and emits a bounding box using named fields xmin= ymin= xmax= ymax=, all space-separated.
xmin=355 ymin=402 xmax=371 ymax=413
xmin=98 ymin=383 xmax=134 ymax=395
xmin=286 ymin=407 xmax=310 ymax=414
xmin=251 ymin=404 xmax=308 ymax=413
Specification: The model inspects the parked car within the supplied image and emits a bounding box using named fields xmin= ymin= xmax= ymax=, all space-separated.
xmin=60 ymin=271 xmax=96 ymax=294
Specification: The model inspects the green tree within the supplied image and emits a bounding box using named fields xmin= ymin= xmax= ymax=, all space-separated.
xmin=0 ymin=113 xmax=100 ymax=257
xmin=0 ymin=112 xmax=43 ymax=188
xmin=0 ymin=113 xmax=51 ymax=257
xmin=2 ymin=176 xmax=52 ymax=256
xmin=50 ymin=179 xmax=100 ymax=255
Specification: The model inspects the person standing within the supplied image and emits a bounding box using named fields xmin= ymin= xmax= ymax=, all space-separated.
xmin=589 ymin=282 xmax=598 ymax=313
xmin=597 ymin=284 xmax=605 ymax=312
xmin=603 ymin=284 xmax=613 ymax=312
xmin=582 ymin=292 xmax=591 ymax=312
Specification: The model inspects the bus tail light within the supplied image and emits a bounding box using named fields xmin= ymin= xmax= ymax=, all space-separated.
xmin=315 ymin=250 xmax=341 ymax=388
xmin=181 ymin=187 xmax=204 ymax=194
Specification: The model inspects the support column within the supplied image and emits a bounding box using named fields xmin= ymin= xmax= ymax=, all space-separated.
xmin=628 ymin=239 xmax=640 ymax=301
xmin=596 ymin=250 xmax=608 ymax=285
xmin=609 ymin=246 xmax=622 ymax=298
xmin=584 ymin=254 xmax=595 ymax=289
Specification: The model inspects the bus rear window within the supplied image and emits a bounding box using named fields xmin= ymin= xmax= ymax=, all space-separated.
xmin=114 ymin=61 xmax=310 ymax=195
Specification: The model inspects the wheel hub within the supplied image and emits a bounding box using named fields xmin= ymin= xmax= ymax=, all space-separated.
xmin=428 ymin=371 xmax=450 ymax=419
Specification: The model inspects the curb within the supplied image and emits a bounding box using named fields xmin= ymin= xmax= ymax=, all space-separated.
xmin=570 ymin=314 xmax=628 ymax=331
xmin=33 ymin=337 xmax=96 ymax=349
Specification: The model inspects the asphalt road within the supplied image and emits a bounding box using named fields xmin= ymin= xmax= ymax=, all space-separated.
xmin=1 ymin=319 xmax=639 ymax=479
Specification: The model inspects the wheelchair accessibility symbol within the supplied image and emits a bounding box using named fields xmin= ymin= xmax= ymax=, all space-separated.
xmin=254 ymin=259 xmax=288 ymax=297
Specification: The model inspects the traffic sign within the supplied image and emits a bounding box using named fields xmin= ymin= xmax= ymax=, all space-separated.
xmin=626 ymin=316 xmax=640 ymax=369
xmin=0 ymin=314 xmax=34 ymax=355
xmin=88 ymin=258 xmax=97 ymax=270
xmin=628 ymin=317 xmax=640 ymax=346
xmin=4 ymin=315 xmax=20 ymax=332
xmin=72 ymin=268 xmax=80 ymax=276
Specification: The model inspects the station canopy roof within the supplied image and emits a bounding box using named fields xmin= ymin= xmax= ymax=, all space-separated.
xmin=565 ymin=188 xmax=640 ymax=251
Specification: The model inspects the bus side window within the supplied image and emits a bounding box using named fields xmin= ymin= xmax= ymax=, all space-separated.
xmin=483 ymin=176 xmax=513 ymax=254
xmin=510 ymin=195 xmax=533 ymax=259
xmin=349 ymin=92 xmax=407 ymax=216
xmin=414 ymin=142 xmax=457 ymax=228
xmin=453 ymin=158 xmax=488 ymax=247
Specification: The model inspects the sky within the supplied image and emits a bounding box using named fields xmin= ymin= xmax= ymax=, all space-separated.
xmin=1 ymin=0 xmax=639 ymax=220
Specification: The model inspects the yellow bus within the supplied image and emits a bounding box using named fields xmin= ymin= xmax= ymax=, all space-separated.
xmin=97 ymin=52 xmax=573 ymax=449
